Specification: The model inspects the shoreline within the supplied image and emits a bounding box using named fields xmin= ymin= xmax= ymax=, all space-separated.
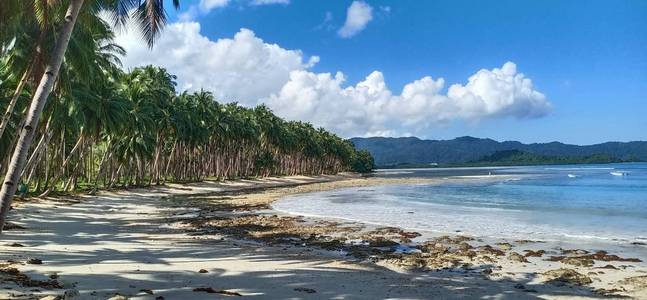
xmin=1 ymin=174 xmax=646 ymax=299
xmin=273 ymin=191 xmax=647 ymax=252
xmin=172 ymin=175 xmax=647 ymax=297
xmin=173 ymin=174 xmax=647 ymax=298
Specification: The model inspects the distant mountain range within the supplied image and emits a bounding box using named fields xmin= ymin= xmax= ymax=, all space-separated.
xmin=350 ymin=136 xmax=647 ymax=167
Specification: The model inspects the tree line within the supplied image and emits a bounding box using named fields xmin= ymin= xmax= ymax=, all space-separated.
xmin=0 ymin=0 xmax=374 ymax=232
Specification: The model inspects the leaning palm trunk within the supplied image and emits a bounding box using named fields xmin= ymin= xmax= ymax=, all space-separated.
xmin=0 ymin=60 xmax=35 ymax=141
xmin=0 ymin=0 xmax=84 ymax=233
xmin=39 ymin=134 xmax=84 ymax=197
xmin=91 ymin=140 xmax=113 ymax=194
xmin=20 ymin=114 xmax=54 ymax=179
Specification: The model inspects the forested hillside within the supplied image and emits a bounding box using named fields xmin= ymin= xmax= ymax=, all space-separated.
xmin=351 ymin=136 xmax=647 ymax=167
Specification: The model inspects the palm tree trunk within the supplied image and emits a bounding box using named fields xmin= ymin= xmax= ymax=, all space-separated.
xmin=164 ymin=139 xmax=178 ymax=182
xmin=39 ymin=134 xmax=84 ymax=197
xmin=0 ymin=0 xmax=84 ymax=233
xmin=0 ymin=60 xmax=35 ymax=141
xmin=20 ymin=114 xmax=54 ymax=178
xmin=91 ymin=140 xmax=112 ymax=194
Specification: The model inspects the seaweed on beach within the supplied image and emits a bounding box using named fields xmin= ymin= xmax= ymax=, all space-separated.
xmin=543 ymin=268 xmax=593 ymax=286
xmin=547 ymin=250 xmax=641 ymax=267
xmin=0 ymin=267 xmax=63 ymax=289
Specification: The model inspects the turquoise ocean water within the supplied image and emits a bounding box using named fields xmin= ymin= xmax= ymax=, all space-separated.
xmin=273 ymin=163 xmax=647 ymax=244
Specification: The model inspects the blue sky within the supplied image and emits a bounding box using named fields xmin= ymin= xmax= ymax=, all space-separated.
xmin=119 ymin=0 xmax=647 ymax=144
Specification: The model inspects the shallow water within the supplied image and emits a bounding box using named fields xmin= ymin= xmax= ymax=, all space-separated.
xmin=273 ymin=163 xmax=647 ymax=245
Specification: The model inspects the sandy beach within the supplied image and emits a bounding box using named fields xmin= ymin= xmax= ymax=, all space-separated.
xmin=1 ymin=174 xmax=646 ymax=299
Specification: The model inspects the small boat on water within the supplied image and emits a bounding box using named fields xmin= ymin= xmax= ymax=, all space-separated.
xmin=567 ymin=174 xmax=578 ymax=178
xmin=610 ymin=171 xmax=628 ymax=176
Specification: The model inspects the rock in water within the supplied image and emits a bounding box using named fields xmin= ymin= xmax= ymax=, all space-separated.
xmin=140 ymin=289 xmax=154 ymax=295
xmin=26 ymin=258 xmax=43 ymax=265
xmin=294 ymin=287 xmax=317 ymax=293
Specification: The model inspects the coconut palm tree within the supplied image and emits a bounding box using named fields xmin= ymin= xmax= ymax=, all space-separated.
xmin=1 ymin=61 xmax=373 ymax=195
xmin=0 ymin=0 xmax=181 ymax=233
xmin=0 ymin=0 xmax=375 ymax=233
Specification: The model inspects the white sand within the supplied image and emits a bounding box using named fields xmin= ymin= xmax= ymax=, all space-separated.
xmin=1 ymin=175 xmax=644 ymax=299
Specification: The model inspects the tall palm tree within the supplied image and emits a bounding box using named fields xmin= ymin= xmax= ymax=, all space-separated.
xmin=0 ymin=0 xmax=181 ymax=233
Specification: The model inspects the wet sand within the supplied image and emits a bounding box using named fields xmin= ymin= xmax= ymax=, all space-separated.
xmin=1 ymin=174 xmax=646 ymax=299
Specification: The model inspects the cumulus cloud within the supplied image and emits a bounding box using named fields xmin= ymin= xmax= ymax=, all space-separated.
xmin=114 ymin=23 xmax=550 ymax=137
xmin=338 ymin=1 xmax=373 ymax=38
xmin=266 ymin=62 xmax=551 ymax=136
xmin=115 ymin=23 xmax=316 ymax=105
xmin=446 ymin=62 xmax=551 ymax=119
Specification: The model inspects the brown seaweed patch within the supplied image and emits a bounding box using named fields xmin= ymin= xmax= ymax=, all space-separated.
xmin=3 ymin=222 xmax=27 ymax=230
xmin=0 ymin=267 xmax=62 ymax=289
xmin=357 ymin=227 xmax=421 ymax=244
xmin=477 ymin=245 xmax=506 ymax=257
xmin=619 ymin=275 xmax=647 ymax=290
xmin=542 ymin=268 xmax=593 ymax=286
xmin=508 ymin=252 xmax=529 ymax=263
xmin=597 ymin=264 xmax=619 ymax=270
xmin=548 ymin=250 xmax=641 ymax=267
xmin=195 ymin=215 xmax=356 ymax=241
xmin=496 ymin=242 xmax=513 ymax=250
xmin=523 ymin=249 xmax=545 ymax=257
xmin=383 ymin=252 xmax=466 ymax=271
xmin=594 ymin=288 xmax=628 ymax=297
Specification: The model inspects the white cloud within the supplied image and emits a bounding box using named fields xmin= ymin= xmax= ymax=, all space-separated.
xmin=446 ymin=62 xmax=551 ymax=119
xmin=115 ymin=23 xmax=551 ymax=137
xmin=115 ymin=23 xmax=316 ymax=106
xmin=266 ymin=62 xmax=551 ymax=137
xmin=338 ymin=1 xmax=373 ymax=38
xmin=250 ymin=0 xmax=290 ymax=5
xmin=178 ymin=0 xmax=231 ymax=21
xmin=200 ymin=0 xmax=230 ymax=11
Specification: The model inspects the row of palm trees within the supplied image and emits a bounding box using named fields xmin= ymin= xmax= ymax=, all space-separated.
xmin=2 ymin=64 xmax=369 ymax=192
xmin=0 ymin=0 xmax=374 ymax=232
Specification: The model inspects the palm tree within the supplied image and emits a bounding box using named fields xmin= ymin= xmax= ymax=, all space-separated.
xmin=1 ymin=0 xmax=374 ymax=223
xmin=1 ymin=62 xmax=373 ymax=195
xmin=0 ymin=0 xmax=181 ymax=233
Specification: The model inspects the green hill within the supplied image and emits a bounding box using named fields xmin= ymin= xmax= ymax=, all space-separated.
xmin=350 ymin=136 xmax=647 ymax=167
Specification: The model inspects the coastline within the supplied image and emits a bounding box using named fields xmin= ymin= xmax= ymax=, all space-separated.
xmin=1 ymin=174 xmax=646 ymax=299
xmin=175 ymin=174 xmax=647 ymax=298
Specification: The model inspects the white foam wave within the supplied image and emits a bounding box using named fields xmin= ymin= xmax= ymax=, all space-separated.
xmin=273 ymin=186 xmax=647 ymax=245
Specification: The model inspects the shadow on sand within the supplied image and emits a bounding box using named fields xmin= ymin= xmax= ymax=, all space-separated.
xmin=0 ymin=177 xmax=618 ymax=299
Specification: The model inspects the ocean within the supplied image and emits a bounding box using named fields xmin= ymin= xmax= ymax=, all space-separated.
xmin=273 ymin=163 xmax=647 ymax=245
